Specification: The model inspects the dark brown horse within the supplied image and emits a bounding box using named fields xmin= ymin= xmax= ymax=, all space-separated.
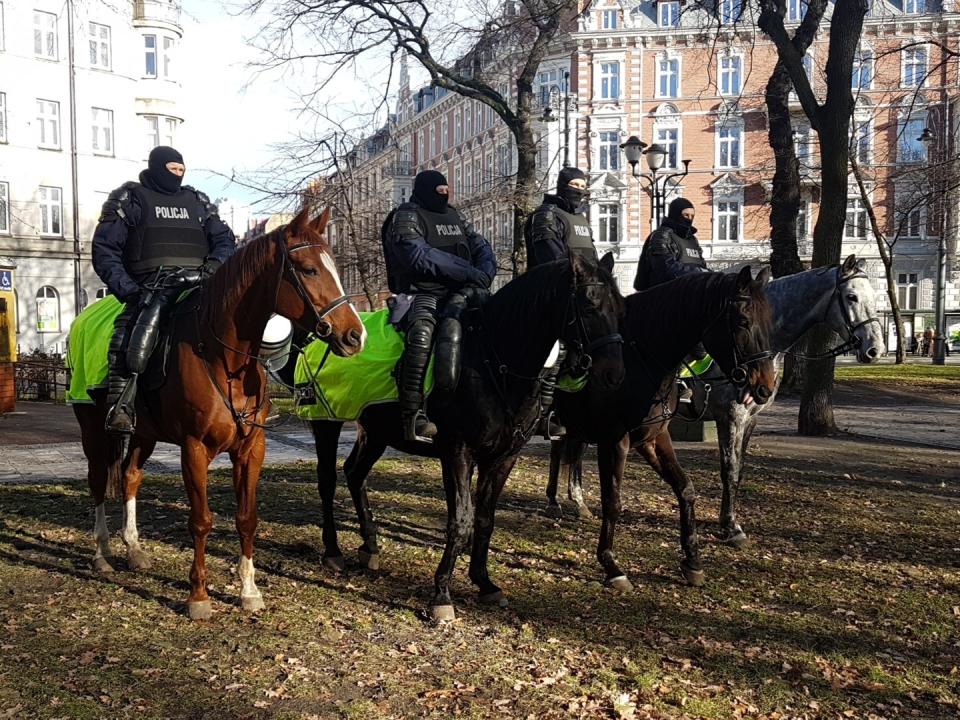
xmin=72 ymin=206 xmax=365 ymax=620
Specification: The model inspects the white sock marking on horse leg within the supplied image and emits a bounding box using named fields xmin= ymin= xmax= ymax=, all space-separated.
xmin=120 ymin=498 xmax=140 ymax=550
xmin=321 ymin=251 xmax=367 ymax=347
xmin=238 ymin=555 xmax=261 ymax=600
xmin=93 ymin=503 xmax=110 ymax=560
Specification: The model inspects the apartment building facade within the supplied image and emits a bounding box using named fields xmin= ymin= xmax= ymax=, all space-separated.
xmin=0 ymin=0 xmax=184 ymax=353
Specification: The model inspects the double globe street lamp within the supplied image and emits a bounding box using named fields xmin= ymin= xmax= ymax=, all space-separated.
xmin=541 ymin=71 xmax=575 ymax=169
xmin=619 ymin=135 xmax=691 ymax=226
xmin=919 ymin=126 xmax=948 ymax=365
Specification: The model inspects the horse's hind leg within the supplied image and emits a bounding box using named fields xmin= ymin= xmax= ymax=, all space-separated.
xmin=344 ymin=425 xmax=387 ymax=571
xmin=310 ymin=421 xmax=346 ymax=572
xmin=544 ymin=439 xmax=564 ymax=518
xmin=76 ymin=403 xmax=115 ymax=573
xmin=716 ymin=405 xmax=751 ymax=548
xmin=230 ymin=434 xmax=267 ymax=613
xmin=121 ymin=436 xmax=157 ymax=571
xmin=431 ymin=443 xmax=474 ymax=622
xmin=565 ymin=441 xmax=591 ymax=520
xmin=596 ymin=434 xmax=631 ymax=592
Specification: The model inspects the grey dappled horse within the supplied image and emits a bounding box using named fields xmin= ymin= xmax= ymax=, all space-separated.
xmin=549 ymin=255 xmax=884 ymax=551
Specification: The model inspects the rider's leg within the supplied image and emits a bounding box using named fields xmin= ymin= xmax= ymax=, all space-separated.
xmin=434 ymin=292 xmax=467 ymax=394
xmin=538 ymin=344 xmax=566 ymax=440
xmin=398 ymin=293 xmax=439 ymax=443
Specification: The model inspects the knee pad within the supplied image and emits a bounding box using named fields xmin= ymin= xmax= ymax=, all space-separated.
xmin=434 ymin=315 xmax=463 ymax=393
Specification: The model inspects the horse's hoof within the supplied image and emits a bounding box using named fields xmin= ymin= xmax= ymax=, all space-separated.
xmin=92 ymin=556 xmax=115 ymax=574
xmin=322 ymin=555 xmax=346 ymax=573
xmin=430 ymin=604 xmax=456 ymax=622
xmin=572 ymin=503 xmax=594 ymax=521
xmin=681 ymin=564 xmax=706 ymax=587
xmin=187 ymin=600 xmax=212 ymax=621
xmin=127 ymin=548 xmax=152 ymax=571
xmin=543 ymin=503 xmax=563 ymax=520
xmin=358 ymin=550 xmax=380 ymax=571
xmin=241 ymin=593 xmax=265 ymax=613
xmin=723 ymin=530 xmax=750 ymax=549
xmin=478 ymin=590 xmax=509 ymax=608
xmin=606 ymin=575 xmax=633 ymax=593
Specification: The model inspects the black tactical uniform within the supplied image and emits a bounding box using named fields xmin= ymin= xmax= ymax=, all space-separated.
xmin=525 ymin=166 xmax=598 ymax=268
xmin=91 ymin=146 xmax=236 ymax=433
xmin=633 ymin=197 xmax=707 ymax=291
xmin=381 ymin=170 xmax=496 ymax=442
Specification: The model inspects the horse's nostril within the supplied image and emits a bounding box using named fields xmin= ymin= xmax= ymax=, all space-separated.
xmin=866 ymin=347 xmax=878 ymax=358
xmin=756 ymin=385 xmax=771 ymax=400
xmin=346 ymin=329 xmax=362 ymax=347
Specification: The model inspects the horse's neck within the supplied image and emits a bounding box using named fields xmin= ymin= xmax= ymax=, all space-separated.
xmin=766 ymin=269 xmax=836 ymax=352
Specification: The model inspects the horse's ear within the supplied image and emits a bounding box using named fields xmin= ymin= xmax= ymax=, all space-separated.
xmin=598 ymin=251 xmax=615 ymax=274
xmin=289 ymin=203 xmax=311 ymax=237
xmin=841 ymin=254 xmax=858 ymax=275
xmin=755 ymin=266 xmax=772 ymax=288
xmin=736 ymin=264 xmax=753 ymax=291
xmin=310 ymin=206 xmax=331 ymax=236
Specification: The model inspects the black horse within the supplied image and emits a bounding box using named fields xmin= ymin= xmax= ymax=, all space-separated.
xmin=307 ymin=254 xmax=625 ymax=620
xmin=548 ymin=267 xmax=777 ymax=589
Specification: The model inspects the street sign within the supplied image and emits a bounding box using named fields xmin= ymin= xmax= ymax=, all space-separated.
xmin=0 ymin=271 xmax=11 ymax=291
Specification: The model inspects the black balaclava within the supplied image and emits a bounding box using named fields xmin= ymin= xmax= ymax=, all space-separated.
xmin=412 ymin=170 xmax=449 ymax=213
xmin=140 ymin=146 xmax=184 ymax=194
xmin=556 ymin=167 xmax=588 ymax=210
xmin=664 ymin=197 xmax=696 ymax=237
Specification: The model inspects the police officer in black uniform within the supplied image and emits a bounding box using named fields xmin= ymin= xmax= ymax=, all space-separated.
xmin=525 ymin=167 xmax=597 ymax=268
xmin=382 ymin=169 xmax=496 ymax=443
xmin=92 ymin=145 xmax=237 ymax=433
xmin=633 ymin=197 xmax=706 ymax=291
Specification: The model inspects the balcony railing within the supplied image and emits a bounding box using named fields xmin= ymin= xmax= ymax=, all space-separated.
xmin=382 ymin=160 xmax=414 ymax=178
xmin=133 ymin=0 xmax=182 ymax=29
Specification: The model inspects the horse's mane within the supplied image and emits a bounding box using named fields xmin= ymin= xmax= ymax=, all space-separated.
xmin=482 ymin=260 xmax=572 ymax=343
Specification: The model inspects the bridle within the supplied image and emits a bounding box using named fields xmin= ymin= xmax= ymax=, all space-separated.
xmin=711 ymin=291 xmax=775 ymax=388
xmin=562 ymin=279 xmax=624 ymax=377
xmin=785 ymin=267 xmax=882 ymax=360
xmin=280 ymin=236 xmax=355 ymax=339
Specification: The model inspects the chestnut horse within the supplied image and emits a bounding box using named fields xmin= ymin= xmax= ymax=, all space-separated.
xmin=72 ymin=206 xmax=365 ymax=619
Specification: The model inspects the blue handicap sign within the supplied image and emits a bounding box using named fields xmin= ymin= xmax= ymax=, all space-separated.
xmin=0 ymin=271 xmax=11 ymax=291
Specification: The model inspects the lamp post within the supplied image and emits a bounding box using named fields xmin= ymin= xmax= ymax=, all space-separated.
xmin=540 ymin=72 xmax=575 ymax=168
xmin=619 ymin=135 xmax=691 ymax=226
xmin=919 ymin=126 xmax=947 ymax=365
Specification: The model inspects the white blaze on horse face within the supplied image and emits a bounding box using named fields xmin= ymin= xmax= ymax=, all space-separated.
xmin=93 ymin=503 xmax=110 ymax=559
xmin=320 ymin=249 xmax=367 ymax=347
xmin=120 ymin=498 xmax=139 ymax=548
xmin=237 ymin=555 xmax=261 ymax=600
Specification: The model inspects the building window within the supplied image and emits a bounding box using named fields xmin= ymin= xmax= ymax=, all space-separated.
xmin=659 ymin=1 xmax=680 ymax=27
xmin=0 ymin=92 xmax=6 ymax=143
xmin=852 ymin=119 xmax=871 ymax=164
xmin=715 ymin=197 xmax=742 ymax=242
xmin=904 ymin=0 xmax=925 ymax=13
xmin=95 ymin=287 xmax=108 ymax=300
xmin=34 ymin=11 xmax=57 ymax=59
xmin=0 ymin=2 xmax=5 ymax=52
xmin=91 ymin=107 xmax=113 ymax=156
xmin=718 ymin=123 xmax=742 ymax=168
xmin=903 ymin=47 xmax=926 ymax=87
xmin=598 ymin=131 xmax=620 ymax=171
xmin=898 ymin=115 xmax=926 ymax=163
xmin=39 ymin=186 xmax=62 ymax=236
xmin=36 ymin=99 xmax=60 ymax=149
xmin=144 ymin=115 xmax=159 ymax=151
xmin=476 ymin=101 xmax=483 ymax=133
xmin=429 ymin=125 xmax=436 ymax=157
xmin=656 ymin=126 xmax=679 ymax=169
xmin=89 ymin=22 xmax=111 ymax=70
xmin=474 ymin=158 xmax=482 ymax=193
xmin=162 ymin=36 xmax=174 ymax=78
xmin=538 ymin=68 xmax=560 ymax=105
xmin=786 ymin=0 xmax=807 ymax=21
xmin=897 ymin=273 xmax=918 ymax=309
xmin=852 ymin=50 xmax=872 ymax=90
xmin=454 ymin=163 xmax=463 ymax=196
xmin=657 ymin=57 xmax=680 ymax=98
xmin=163 ymin=117 xmax=176 ymax=146
xmin=797 ymin=199 xmax=809 ymax=240
xmin=720 ymin=55 xmax=742 ymax=96
xmin=36 ymin=286 xmax=60 ymax=333
xmin=464 ymin=106 xmax=472 ymax=138
xmin=598 ymin=203 xmax=619 ymax=244
xmin=844 ymin=197 xmax=868 ymax=239
xmin=454 ymin=113 xmax=462 ymax=144
xmin=902 ymin=205 xmax=923 ymax=238
xmin=719 ymin=0 xmax=743 ymax=24
xmin=144 ymin=35 xmax=157 ymax=77
xmin=440 ymin=116 xmax=448 ymax=151
xmin=0 ymin=181 xmax=8 ymax=233
xmin=600 ymin=62 xmax=620 ymax=100
xmin=602 ymin=9 xmax=618 ymax=29
xmin=485 ymin=152 xmax=494 ymax=185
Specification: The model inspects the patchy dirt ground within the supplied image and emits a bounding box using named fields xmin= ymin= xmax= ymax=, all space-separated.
xmin=1 ymin=433 xmax=957 ymax=720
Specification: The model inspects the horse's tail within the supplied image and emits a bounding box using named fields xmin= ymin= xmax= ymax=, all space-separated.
xmin=105 ymin=434 xmax=126 ymax=501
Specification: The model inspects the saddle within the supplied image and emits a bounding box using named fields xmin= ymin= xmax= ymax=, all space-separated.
xmin=139 ymin=289 xmax=202 ymax=393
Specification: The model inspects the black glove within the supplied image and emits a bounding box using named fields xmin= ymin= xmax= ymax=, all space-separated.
xmin=201 ymin=259 xmax=222 ymax=280
xmin=469 ymin=268 xmax=493 ymax=289
xmin=121 ymin=291 xmax=142 ymax=308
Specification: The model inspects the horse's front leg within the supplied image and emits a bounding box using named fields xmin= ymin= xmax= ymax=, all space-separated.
xmin=181 ymin=439 xmax=215 ymax=620
xmin=309 ymin=421 xmax=346 ymax=572
xmin=468 ymin=456 xmax=517 ymax=607
xmin=651 ymin=431 xmax=705 ymax=586
xmin=596 ymin=434 xmax=632 ymax=592
xmin=565 ymin=441 xmax=591 ymax=520
xmin=716 ymin=404 xmax=750 ymax=549
xmin=344 ymin=425 xmax=387 ymax=571
xmin=544 ymin=439 xmax=564 ymax=518
xmin=121 ymin=436 xmax=156 ymax=571
xmin=230 ymin=432 xmax=267 ymax=613
xmin=431 ymin=443 xmax=473 ymax=622
xmin=77 ymin=403 xmax=116 ymax=573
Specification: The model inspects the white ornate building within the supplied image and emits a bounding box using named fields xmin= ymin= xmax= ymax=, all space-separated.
xmin=0 ymin=0 xmax=184 ymax=353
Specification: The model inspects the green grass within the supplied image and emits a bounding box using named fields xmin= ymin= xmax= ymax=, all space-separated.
xmin=835 ymin=363 xmax=960 ymax=385
xmin=0 ymin=441 xmax=957 ymax=719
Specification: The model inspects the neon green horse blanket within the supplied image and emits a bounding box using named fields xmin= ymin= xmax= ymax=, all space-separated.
xmin=678 ymin=355 xmax=714 ymax=378
xmin=294 ymin=309 xmax=433 ymax=422
xmin=66 ymin=295 xmax=126 ymax=403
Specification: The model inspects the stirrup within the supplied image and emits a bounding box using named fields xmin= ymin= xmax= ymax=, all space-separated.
xmin=105 ymin=403 xmax=136 ymax=435
xmin=404 ymin=412 xmax=437 ymax=444
xmin=541 ymin=411 xmax=565 ymax=441
xmin=678 ymin=381 xmax=694 ymax=404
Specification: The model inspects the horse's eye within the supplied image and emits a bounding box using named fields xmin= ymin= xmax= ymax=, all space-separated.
xmin=846 ymin=294 xmax=858 ymax=303
xmin=301 ymin=267 xmax=319 ymax=277
xmin=736 ymin=318 xmax=750 ymax=329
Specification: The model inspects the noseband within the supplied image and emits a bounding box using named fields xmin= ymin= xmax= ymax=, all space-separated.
xmin=280 ymin=237 xmax=355 ymax=339
xmin=715 ymin=292 xmax=774 ymax=388
xmin=564 ymin=280 xmax=623 ymax=374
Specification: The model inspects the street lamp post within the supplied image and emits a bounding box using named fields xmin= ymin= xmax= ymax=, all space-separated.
xmin=920 ymin=127 xmax=947 ymax=365
xmin=540 ymin=72 xmax=575 ymax=169
xmin=619 ymin=135 xmax=691 ymax=226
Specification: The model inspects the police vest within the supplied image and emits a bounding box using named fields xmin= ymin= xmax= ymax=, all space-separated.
xmin=674 ymin=233 xmax=706 ymax=270
xmin=412 ymin=206 xmax=471 ymax=292
xmin=552 ymin=206 xmax=598 ymax=263
xmin=124 ymin=185 xmax=208 ymax=275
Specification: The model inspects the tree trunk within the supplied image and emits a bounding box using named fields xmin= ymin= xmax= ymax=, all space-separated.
xmin=510 ymin=109 xmax=540 ymax=277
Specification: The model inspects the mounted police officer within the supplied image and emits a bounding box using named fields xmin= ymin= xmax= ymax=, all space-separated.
xmin=92 ymin=145 xmax=237 ymax=434
xmin=524 ymin=166 xmax=597 ymax=439
xmin=525 ymin=167 xmax=597 ymax=268
xmin=382 ymin=169 xmax=496 ymax=443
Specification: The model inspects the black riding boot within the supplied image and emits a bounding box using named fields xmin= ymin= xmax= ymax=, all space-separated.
xmin=399 ymin=294 xmax=439 ymax=443
xmin=538 ymin=345 xmax=567 ymax=440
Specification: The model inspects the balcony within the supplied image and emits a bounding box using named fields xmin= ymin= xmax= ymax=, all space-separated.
xmin=382 ymin=160 xmax=414 ymax=178
xmin=133 ymin=0 xmax=182 ymax=32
